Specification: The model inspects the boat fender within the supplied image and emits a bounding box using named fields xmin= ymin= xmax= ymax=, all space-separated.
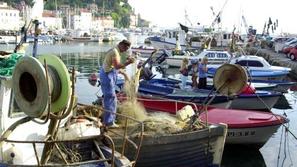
xmin=176 ymin=105 xmax=195 ymax=121
xmin=2 ymin=143 xmax=23 ymax=164
xmin=241 ymin=84 xmax=256 ymax=94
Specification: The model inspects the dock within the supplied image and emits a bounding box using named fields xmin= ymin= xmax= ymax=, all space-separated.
xmin=246 ymin=47 xmax=297 ymax=79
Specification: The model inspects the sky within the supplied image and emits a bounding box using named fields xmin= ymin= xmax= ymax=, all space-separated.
xmin=128 ymin=0 xmax=296 ymax=34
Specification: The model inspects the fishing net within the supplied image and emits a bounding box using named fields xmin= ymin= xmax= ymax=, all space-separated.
xmin=0 ymin=53 xmax=24 ymax=77
xmin=117 ymin=67 xmax=202 ymax=135
xmin=118 ymin=68 xmax=148 ymax=125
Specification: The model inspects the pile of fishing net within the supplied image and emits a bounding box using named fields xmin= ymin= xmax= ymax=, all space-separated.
xmin=117 ymin=68 xmax=204 ymax=136
xmin=0 ymin=53 xmax=23 ymax=77
xmin=117 ymin=87 xmax=202 ymax=135
xmin=118 ymin=101 xmax=204 ymax=136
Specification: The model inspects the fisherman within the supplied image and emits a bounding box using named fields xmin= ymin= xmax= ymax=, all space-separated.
xmin=190 ymin=59 xmax=199 ymax=89
xmin=198 ymin=56 xmax=208 ymax=89
xmin=99 ymin=40 xmax=135 ymax=128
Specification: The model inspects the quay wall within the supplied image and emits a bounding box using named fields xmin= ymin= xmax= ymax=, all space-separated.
xmin=245 ymin=47 xmax=297 ymax=80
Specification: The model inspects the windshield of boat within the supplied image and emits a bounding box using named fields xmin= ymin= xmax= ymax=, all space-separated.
xmin=235 ymin=60 xmax=264 ymax=67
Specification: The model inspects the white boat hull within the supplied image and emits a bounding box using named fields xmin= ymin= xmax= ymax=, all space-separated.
xmin=229 ymin=95 xmax=280 ymax=110
xmin=166 ymin=56 xmax=187 ymax=67
xmin=226 ymin=124 xmax=282 ymax=145
xmin=150 ymin=40 xmax=185 ymax=50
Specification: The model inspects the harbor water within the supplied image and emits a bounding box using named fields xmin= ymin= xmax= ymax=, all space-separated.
xmin=1 ymin=41 xmax=297 ymax=167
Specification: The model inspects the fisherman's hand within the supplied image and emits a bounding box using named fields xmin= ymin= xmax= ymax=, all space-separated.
xmin=127 ymin=56 xmax=136 ymax=64
xmin=119 ymin=69 xmax=130 ymax=81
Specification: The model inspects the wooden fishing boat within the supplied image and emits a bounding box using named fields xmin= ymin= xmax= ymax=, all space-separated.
xmin=126 ymin=95 xmax=287 ymax=147
xmin=119 ymin=124 xmax=227 ymax=167
xmin=115 ymin=94 xmax=227 ymax=167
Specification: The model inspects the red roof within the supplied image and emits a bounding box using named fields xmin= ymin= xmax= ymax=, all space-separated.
xmin=42 ymin=11 xmax=56 ymax=17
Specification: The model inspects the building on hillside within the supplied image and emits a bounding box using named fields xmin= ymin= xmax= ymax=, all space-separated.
xmin=0 ymin=2 xmax=20 ymax=31
xmin=40 ymin=10 xmax=62 ymax=33
xmin=99 ymin=16 xmax=114 ymax=30
xmin=92 ymin=17 xmax=102 ymax=33
xmin=71 ymin=9 xmax=92 ymax=31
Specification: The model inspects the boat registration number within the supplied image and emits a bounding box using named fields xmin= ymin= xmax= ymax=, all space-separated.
xmin=227 ymin=131 xmax=256 ymax=137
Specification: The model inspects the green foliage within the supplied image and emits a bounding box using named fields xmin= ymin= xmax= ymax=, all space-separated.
xmin=3 ymin=0 xmax=34 ymax=7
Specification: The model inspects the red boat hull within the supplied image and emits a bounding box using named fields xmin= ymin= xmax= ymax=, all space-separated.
xmin=118 ymin=94 xmax=287 ymax=145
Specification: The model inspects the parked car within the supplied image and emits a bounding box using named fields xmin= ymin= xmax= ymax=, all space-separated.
xmin=282 ymin=43 xmax=297 ymax=57
xmin=288 ymin=47 xmax=297 ymax=60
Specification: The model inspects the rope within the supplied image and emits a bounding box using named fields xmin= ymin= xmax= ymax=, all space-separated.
xmin=277 ymin=126 xmax=284 ymax=167
xmin=277 ymin=122 xmax=295 ymax=167
xmin=0 ymin=53 xmax=23 ymax=77
xmin=58 ymin=143 xmax=82 ymax=163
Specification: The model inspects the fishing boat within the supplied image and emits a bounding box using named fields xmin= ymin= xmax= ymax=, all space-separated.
xmin=117 ymin=80 xmax=231 ymax=108
xmin=208 ymin=55 xmax=291 ymax=81
xmin=133 ymin=79 xmax=282 ymax=110
xmin=115 ymin=94 xmax=227 ymax=167
xmin=131 ymin=45 xmax=164 ymax=55
xmin=0 ymin=53 xmax=137 ymax=166
xmin=147 ymin=29 xmax=197 ymax=50
xmin=165 ymin=49 xmax=232 ymax=67
xmin=129 ymin=95 xmax=287 ymax=147
xmin=251 ymin=79 xmax=297 ymax=93
xmin=153 ymin=77 xmax=278 ymax=92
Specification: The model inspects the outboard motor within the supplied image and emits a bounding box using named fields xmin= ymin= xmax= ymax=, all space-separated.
xmin=141 ymin=67 xmax=154 ymax=80
xmin=139 ymin=49 xmax=170 ymax=80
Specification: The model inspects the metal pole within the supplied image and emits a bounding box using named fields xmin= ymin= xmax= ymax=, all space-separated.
xmin=32 ymin=20 xmax=40 ymax=57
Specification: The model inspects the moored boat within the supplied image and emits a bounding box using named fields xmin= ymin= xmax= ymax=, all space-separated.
xmin=207 ymin=55 xmax=291 ymax=81
xmin=115 ymin=94 xmax=227 ymax=167
xmin=133 ymin=79 xmax=282 ymax=110
xmin=129 ymin=95 xmax=287 ymax=147
xmin=165 ymin=49 xmax=232 ymax=67
xmin=199 ymin=108 xmax=287 ymax=147
xmin=131 ymin=45 xmax=162 ymax=55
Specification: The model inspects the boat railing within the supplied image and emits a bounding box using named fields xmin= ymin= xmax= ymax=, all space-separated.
xmin=107 ymin=111 xmax=144 ymax=166
xmin=117 ymin=93 xmax=204 ymax=117
xmin=0 ymin=134 xmax=119 ymax=166
xmin=77 ymin=102 xmax=144 ymax=167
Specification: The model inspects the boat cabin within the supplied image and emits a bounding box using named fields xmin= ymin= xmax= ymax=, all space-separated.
xmin=230 ymin=55 xmax=291 ymax=72
xmin=193 ymin=50 xmax=232 ymax=64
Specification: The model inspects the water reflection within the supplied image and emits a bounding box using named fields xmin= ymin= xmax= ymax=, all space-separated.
xmin=59 ymin=52 xmax=104 ymax=74
xmin=274 ymin=95 xmax=292 ymax=110
xmin=222 ymin=145 xmax=266 ymax=167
